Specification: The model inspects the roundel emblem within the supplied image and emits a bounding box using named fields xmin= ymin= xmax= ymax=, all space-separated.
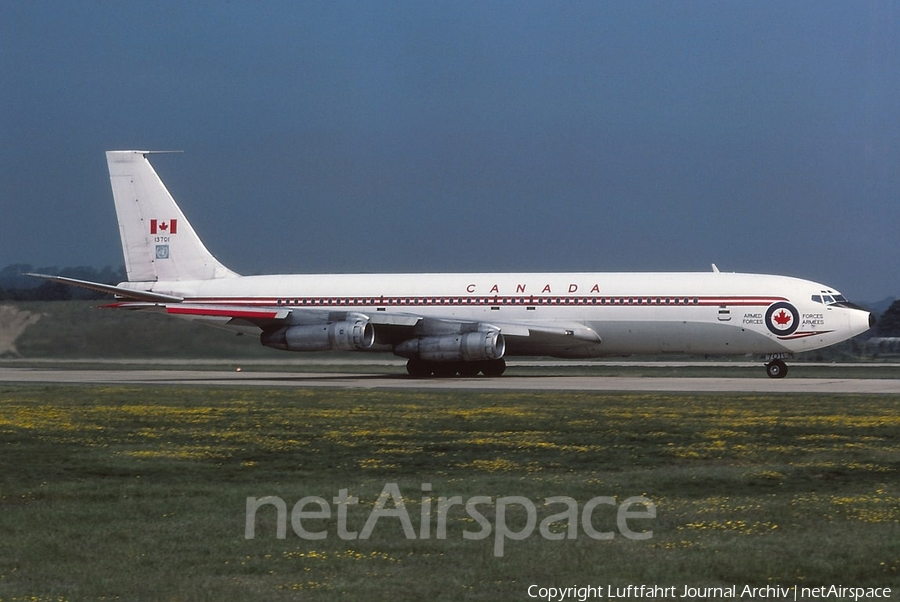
xmin=765 ymin=302 xmax=799 ymax=336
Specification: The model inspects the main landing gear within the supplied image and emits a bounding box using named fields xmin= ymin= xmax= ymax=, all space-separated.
xmin=406 ymin=358 xmax=506 ymax=378
xmin=765 ymin=359 xmax=788 ymax=379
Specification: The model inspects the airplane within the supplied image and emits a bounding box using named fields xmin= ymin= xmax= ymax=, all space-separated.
xmin=30 ymin=150 xmax=875 ymax=378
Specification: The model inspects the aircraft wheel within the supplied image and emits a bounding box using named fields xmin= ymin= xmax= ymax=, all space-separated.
xmin=765 ymin=359 xmax=788 ymax=379
xmin=407 ymin=359 xmax=433 ymax=378
xmin=458 ymin=362 xmax=480 ymax=377
xmin=480 ymin=358 xmax=507 ymax=377
xmin=432 ymin=362 xmax=459 ymax=378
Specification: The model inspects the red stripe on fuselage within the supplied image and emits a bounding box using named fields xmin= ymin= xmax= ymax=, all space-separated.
xmin=166 ymin=306 xmax=283 ymax=319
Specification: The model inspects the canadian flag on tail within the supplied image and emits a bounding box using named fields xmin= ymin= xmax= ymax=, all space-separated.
xmin=150 ymin=219 xmax=178 ymax=234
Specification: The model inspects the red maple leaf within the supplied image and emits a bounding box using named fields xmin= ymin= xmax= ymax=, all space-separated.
xmin=159 ymin=222 xmax=169 ymax=231
xmin=773 ymin=310 xmax=792 ymax=325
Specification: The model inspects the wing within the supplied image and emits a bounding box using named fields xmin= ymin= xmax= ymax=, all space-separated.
xmin=488 ymin=320 xmax=603 ymax=358
xmin=107 ymin=301 xmax=603 ymax=357
xmin=151 ymin=305 xmax=602 ymax=345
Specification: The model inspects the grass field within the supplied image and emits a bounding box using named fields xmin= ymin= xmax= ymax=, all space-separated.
xmin=0 ymin=385 xmax=898 ymax=601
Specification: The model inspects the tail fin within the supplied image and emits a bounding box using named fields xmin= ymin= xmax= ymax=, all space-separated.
xmin=106 ymin=151 xmax=238 ymax=282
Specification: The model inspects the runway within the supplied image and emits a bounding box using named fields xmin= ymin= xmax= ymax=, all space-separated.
xmin=2 ymin=367 xmax=899 ymax=393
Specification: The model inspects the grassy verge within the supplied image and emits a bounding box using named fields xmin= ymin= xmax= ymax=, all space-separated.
xmin=0 ymin=386 xmax=898 ymax=601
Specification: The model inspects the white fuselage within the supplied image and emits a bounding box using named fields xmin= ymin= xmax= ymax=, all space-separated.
xmin=123 ymin=270 xmax=871 ymax=358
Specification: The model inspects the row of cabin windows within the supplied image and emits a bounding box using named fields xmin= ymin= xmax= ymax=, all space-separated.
xmin=275 ymin=296 xmax=702 ymax=307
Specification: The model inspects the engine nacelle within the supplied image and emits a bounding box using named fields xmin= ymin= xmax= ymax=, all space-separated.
xmin=394 ymin=330 xmax=505 ymax=362
xmin=261 ymin=320 xmax=375 ymax=352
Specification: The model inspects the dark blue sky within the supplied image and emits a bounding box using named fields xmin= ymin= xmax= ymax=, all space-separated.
xmin=2 ymin=1 xmax=898 ymax=301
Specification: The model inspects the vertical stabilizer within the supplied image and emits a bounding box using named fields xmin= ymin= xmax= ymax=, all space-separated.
xmin=107 ymin=151 xmax=238 ymax=282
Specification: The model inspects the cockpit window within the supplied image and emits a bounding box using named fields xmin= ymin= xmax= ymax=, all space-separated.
xmin=811 ymin=292 xmax=855 ymax=308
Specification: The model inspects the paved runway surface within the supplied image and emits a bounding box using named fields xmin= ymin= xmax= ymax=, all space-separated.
xmin=2 ymin=367 xmax=899 ymax=393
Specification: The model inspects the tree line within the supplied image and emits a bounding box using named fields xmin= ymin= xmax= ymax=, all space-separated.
xmin=875 ymin=300 xmax=900 ymax=338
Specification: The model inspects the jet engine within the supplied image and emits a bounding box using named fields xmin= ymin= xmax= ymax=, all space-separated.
xmin=261 ymin=320 xmax=375 ymax=352
xmin=394 ymin=330 xmax=505 ymax=362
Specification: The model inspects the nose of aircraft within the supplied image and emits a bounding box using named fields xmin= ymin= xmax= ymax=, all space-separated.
xmin=840 ymin=302 xmax=876 ymax=332
xmin=846 ymin=307 xmax=876 ymax=339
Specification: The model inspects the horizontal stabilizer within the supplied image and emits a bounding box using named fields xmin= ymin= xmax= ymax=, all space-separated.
xmin=26 ymin=273 xmax=183 ymax=303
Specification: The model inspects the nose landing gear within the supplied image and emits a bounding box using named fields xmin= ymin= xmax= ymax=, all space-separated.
xmin=765 ymin=359 xmax=788 ymax=379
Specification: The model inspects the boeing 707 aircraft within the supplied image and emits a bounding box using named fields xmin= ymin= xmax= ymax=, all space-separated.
xmin=31 ymin=151 xmax=874 ymax=378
